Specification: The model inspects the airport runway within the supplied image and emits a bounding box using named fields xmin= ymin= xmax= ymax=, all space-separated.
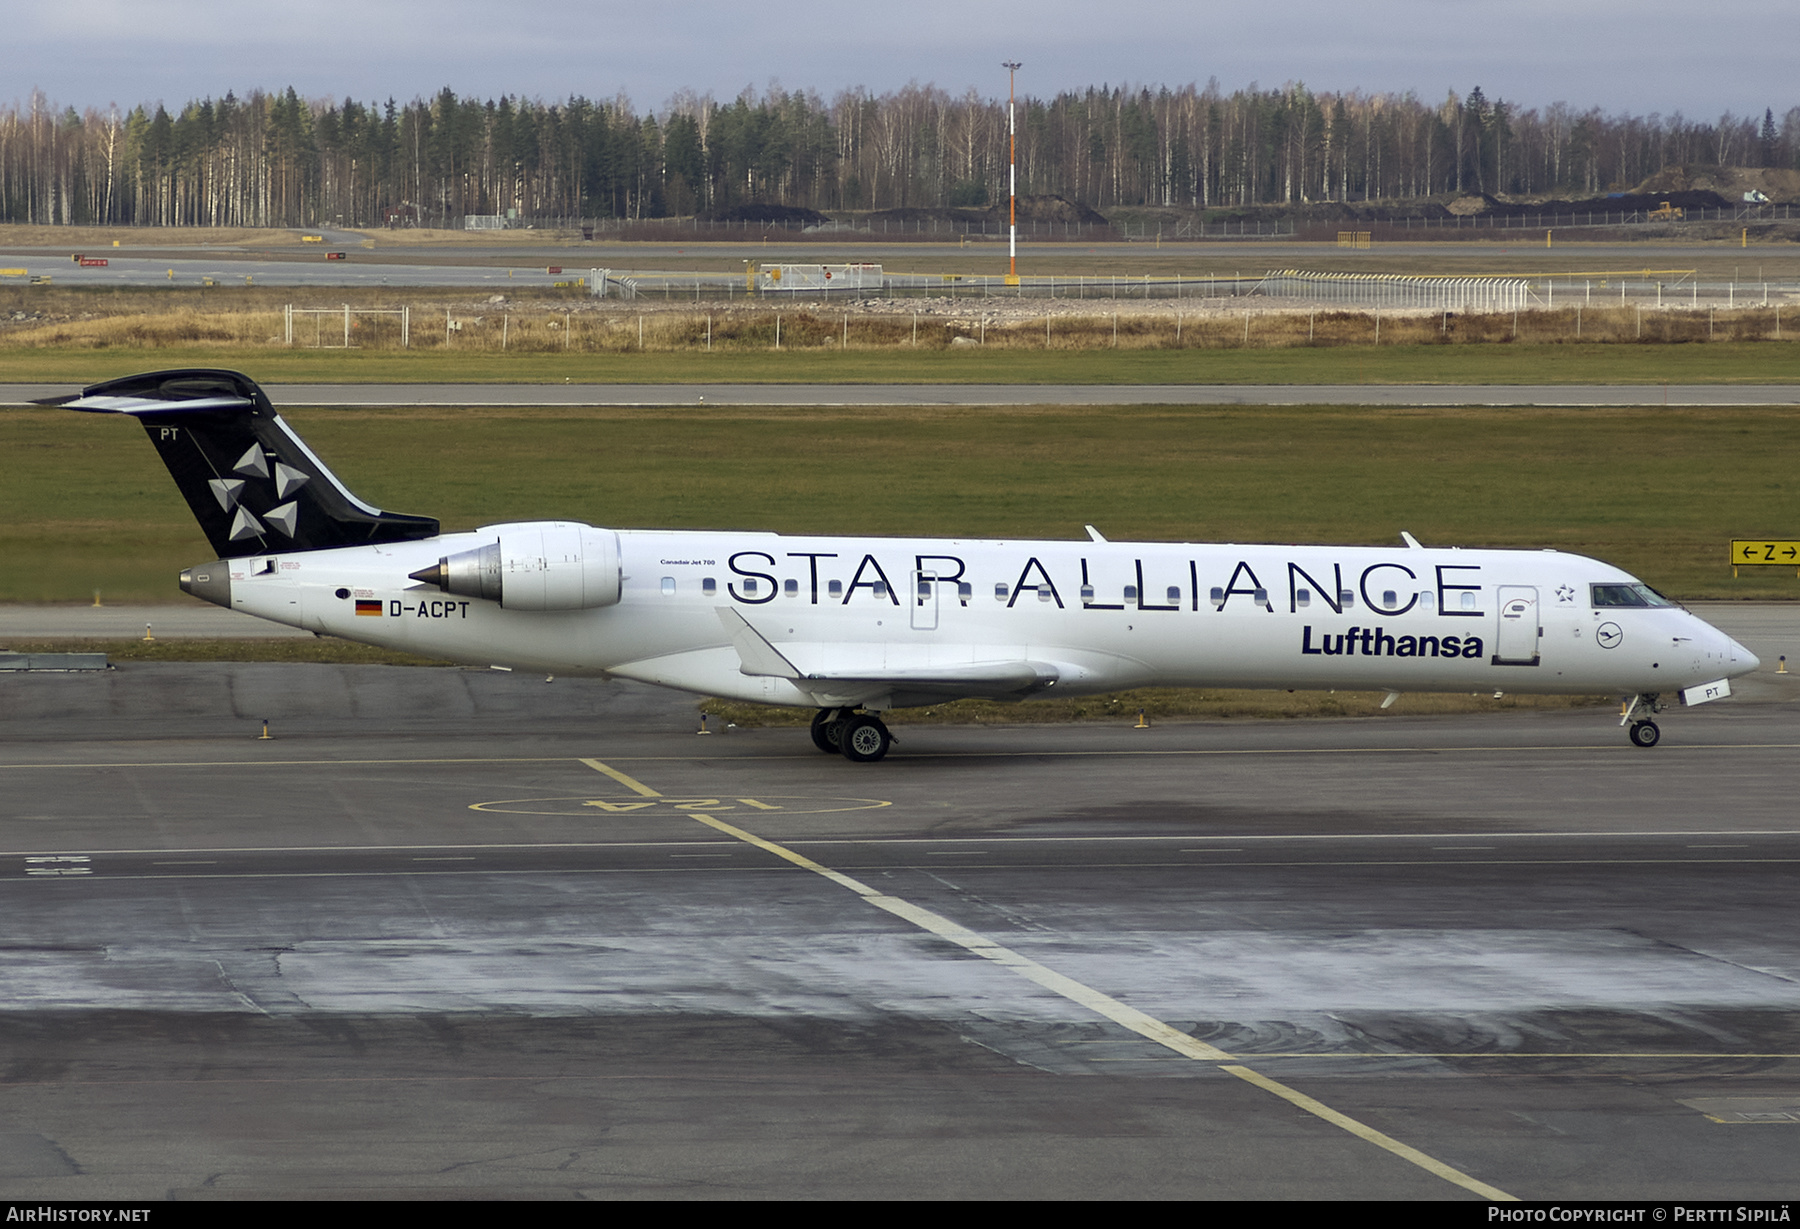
xmin=1 ymin=655 xmax=1798 ymax=1198
xmin=9 ymin=237 xmax=1800 ymax=281
xmin=0 ymin=253 xmax=578 ymax=289
xmin=8 ymin=382 xmax=1800 ymax=407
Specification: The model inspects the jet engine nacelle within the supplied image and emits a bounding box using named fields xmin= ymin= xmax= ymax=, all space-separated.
xmin=412 ymin=521 xmax=622 ymax=611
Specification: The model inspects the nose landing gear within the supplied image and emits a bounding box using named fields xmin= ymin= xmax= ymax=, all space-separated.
xmin=1621 ymin=693 xmax=1662 ymax=748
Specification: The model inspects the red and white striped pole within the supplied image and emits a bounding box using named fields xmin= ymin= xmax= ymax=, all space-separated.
xmin=1003 ymin=61 xmax=1022 ymax=286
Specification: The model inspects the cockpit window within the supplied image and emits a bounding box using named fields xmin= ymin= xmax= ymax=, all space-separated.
xmin=1591 ymin=583 xmax=1674 ymax=608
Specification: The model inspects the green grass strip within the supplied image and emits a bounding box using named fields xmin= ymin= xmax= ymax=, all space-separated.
xmin=8 ymin=402 xmax=1798 ymax=604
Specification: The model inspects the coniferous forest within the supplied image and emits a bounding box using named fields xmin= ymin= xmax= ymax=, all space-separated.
xmin=3 ymin=82 xmax=1797 ymax=228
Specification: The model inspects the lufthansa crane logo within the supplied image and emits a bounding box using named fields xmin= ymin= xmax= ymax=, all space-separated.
xmin=1596 ymin=622 xmax=1624 ymax=649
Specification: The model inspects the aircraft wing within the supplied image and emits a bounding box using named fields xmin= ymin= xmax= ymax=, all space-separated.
xmin=715 ymin=609 xmax=1061 ymax=704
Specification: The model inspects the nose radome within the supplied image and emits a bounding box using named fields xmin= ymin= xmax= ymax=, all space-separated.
xmin=1727 ymin=636 xmax=1760 ymax=674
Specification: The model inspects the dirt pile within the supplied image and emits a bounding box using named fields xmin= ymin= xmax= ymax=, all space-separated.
xmin=860 ymin=195 xmax=1108 ymax=229
xmin=1635 ymin=164 xmax=1800 ymax=203
xmin=1446 ymin=194 xmax=1497 ymax=216
xmin=1012 ymin=195 xmax=1108 ymax=225
xmin=702 ymin=203 xmax=830 ymax=226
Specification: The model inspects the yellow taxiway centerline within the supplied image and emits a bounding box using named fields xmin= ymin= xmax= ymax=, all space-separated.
xmin=579 ymin=757 xmax=664 ymax=797
xmin=581 ymin=756 xmax=1519 ymax=1202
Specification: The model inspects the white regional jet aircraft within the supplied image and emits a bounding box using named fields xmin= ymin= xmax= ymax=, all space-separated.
xmin=47 ymin=369 xmax=1758 ymax=762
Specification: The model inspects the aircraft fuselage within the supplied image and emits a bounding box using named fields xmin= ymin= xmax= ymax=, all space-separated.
xmin=206 ymin=526 xmax=1752 ymax=710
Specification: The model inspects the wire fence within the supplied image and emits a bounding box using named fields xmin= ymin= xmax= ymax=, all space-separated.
xmin=589 ymin=266 xmax=1800 ymax=311
xmin=1345 ymin=203 xmax=1797 ymax=234
xmin=1264 ymin=269 xmax=1800 ymax=311
xmin=284 ymin=304 xmax=409 ymax=347
xmin=1263 ymin=271 xmax=1531 ymax=311
xmin=454 ymin=206 xmax=1796 ymax=241
xmin=455 ymin=215 xmax=1298 ymax=241
xmin=594 ymin=269 xmax=1274 ymax=302
xmin=282 ymin=302 xmax=1800 ymax=351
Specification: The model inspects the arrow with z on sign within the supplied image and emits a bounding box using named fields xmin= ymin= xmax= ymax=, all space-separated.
xmin=1732 ymin=540 xmax=1800 ymax=563
xmin=1730 ymin=540 xmax=1800 ymax=577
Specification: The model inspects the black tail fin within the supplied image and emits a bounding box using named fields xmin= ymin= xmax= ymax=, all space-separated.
xmin=39 ymin=369 xmax=438 ymax=558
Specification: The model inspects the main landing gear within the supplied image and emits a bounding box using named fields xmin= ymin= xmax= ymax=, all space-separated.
xmin=811 ymin=708 xmax=894 ymax=763
xmin=1621 ymin=693 xmax=1662 ymax=748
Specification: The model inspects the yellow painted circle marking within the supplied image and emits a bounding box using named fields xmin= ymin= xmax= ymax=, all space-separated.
xmin=470 ymin=794 xmax=891 ymax=817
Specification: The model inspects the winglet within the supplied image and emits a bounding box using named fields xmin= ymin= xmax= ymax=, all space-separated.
xmin=715 ymin=609 xmax=800 ymax=678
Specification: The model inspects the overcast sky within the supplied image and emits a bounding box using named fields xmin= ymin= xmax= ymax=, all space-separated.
xmin=7 ymin=0 xmax=1790 ymax=122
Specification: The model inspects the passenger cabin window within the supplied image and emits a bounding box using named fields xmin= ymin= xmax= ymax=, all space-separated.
xmin=1037 ymin=586 xmax=1053 ymax=602
xmin=1382 ymin=589 xmax=1398 ymax=609
xmin=1419 ymin=591 xmax=1434 ymax=610
xmin=828 ymin=580 xmax=844 ymax=598
xmin=1209 ymin=586 xmax=1224 ymax=605
xmin=957 ymin=582 xmax=972 ymax=605
xmin=783 ymin=579 xmax=799 ymax=597
xmin=660 ymin=577 xmax=676 ymax=596
xmin=1124 ymin=585 xmax=1138 ymax=601
xmin=1296 ymin=588 xmax=1312 ymax=607
xmin=1080 ymin=584 xmax=1096 ymax=602
xmin=1166 ymin=586 xmax=1181 ymax=603
xmin=702 ymin=578 xmax=717 ymax=596
xmin=917 ymin=579 xmax=932 ymax=598
xmin=1339 ymin=589 xmax=1355 ymax=608
xmin=742 ymin=578 xmax=758 ymax=596
xmin=1253 ymin=588 xmax=1269 ymax=606
xmin=1461 ymin=591 xmax=1476 ymax=611
xmin=871 ymin=581 xmax=887 ymax=598
xmin=994 ymin=583 xmax=1008 ymax=601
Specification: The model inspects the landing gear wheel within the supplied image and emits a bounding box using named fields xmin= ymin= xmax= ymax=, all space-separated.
xmin=810 ymin=708 xmax=847 ymax=754
xmin=1629 ymin=720 xmax=1661 ymax=748
xmin=839 ymin=714 xmax=892 ymax=763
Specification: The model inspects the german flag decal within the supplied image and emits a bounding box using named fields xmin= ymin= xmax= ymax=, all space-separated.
xmin=355 ymin=600 xmax=383 ymax=617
